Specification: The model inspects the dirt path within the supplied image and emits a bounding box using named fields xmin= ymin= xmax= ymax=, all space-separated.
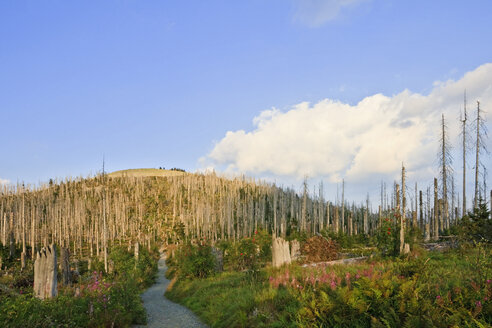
xmin=134 ymin=254 xmax=208 ymax=328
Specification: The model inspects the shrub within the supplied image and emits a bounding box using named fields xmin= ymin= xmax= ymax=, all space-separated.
xmin=375 ymin=214 xmax=399 ymax=257
xmin=230 ymin=237 xmax=258 ymax=271
xmin=0 ymin=243 xmax=157 ymax=327
xmin=459 ymin=199 xmax=492 ymax=245
xmin=176 ymin=242 xmax=216 ymax=278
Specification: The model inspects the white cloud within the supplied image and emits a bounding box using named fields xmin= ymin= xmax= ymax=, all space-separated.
xmin=204 ymin=63 xmax=492 ymax=194
xmin=293 ymin=0 xmax=370 ymax=27
xmin=0 ymin=178 xmax=10 ymax=185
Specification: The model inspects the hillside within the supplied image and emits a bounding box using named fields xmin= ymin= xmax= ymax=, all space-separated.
xmin=0 ymin=170 xmax=336 ymax=263
xmin=108 ymin=168 xmax=187 ymax=178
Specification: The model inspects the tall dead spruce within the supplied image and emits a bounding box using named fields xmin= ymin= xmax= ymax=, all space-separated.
xmin=439 ymin=114 xmax=453 ymax=230
xmin=473 ymin=101 xmax=488 ymax=209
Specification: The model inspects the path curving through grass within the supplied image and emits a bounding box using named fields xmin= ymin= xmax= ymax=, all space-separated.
xmin=134 ymin=253 xmax=208 ymax=328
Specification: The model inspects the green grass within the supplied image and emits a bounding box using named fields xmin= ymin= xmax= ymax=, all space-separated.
xmin=166 ymin=247 xmax=492 ymax=328
xmin=166 ymin=271 xmax=300 ymax=328
xmin=0 ymin=245 xmax=159 ymax=328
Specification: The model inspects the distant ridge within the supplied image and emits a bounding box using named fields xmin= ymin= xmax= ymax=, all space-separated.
xmin=108 ymin=168 xmax=187 ymax=178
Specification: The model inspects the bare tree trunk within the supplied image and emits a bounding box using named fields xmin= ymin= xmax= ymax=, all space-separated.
xmin=341 ymin=179 xmax=345 ymax=234
xmin=462 ymin=91 xmax=468 ymax=217
xmin=433 ymin=178 xmax=439 ymax=240
xmin=441 ymin=114 xmax=449 ymax=229
xmin=395 ymin=184 xmax=402 ymax=253
xmin=334 ymin=206 xmax=339 ymax=234
xmin=419 ymin=190 xmax=423 ymax=230
xmin=402 ymin=165 xmax=406 ymax=224
xmin=474 ymin=101 xmax=481 ymax=210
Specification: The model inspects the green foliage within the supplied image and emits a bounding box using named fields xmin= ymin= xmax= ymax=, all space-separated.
xmin=108 ymin=245 xmax=158 ymax=288
xmin=176 ymin=242 xmax=216 ymax=278
xmin=229 ymin=237 xmax=259 ymax=271
xmin=0 ymin=275 xmax=147 ymax=327
xmin=168 ymin=248 xmax=492 ymax=327
xmin=166 ymin=270 xmax=299 ymax=328
xmin=322 ymin=229 xmax=370 ymax=249
xmin=460 ymin=199 xmax=492 ymax=245
xmin=215 ymin=229 xmax=272 ymax=272
xmin=0 ymin=244 xmax=158 ymax=327
xmin=374 ymin=215 xmax=399 ymax=257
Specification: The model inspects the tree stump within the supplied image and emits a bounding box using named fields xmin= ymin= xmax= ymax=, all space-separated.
xmin=290 ymin=240 xmax=301 ymax=261
xmin=272 ymin=237 xmax=291 ymax=267
xmin=34 ymin=244 xmax=58 ymax=299
xmin=403 ymin=243 xmax=410 ymax=255
xmin=211 ymin=247 xmax=223 ymax=272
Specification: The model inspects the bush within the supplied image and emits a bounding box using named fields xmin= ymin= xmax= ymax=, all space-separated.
xmin=321 ymin=230 xmax=369 ymax=249
xmin=0 ymin=243 xmax=157 ymax=327
xmin=459 ymin=199 xmax=492 ymax=245
xmin=375 ymin=215 xmax=399 ymax=257
xmin=228 ymin=238 xmax=258 ymax=271
xmin=176 ymin=242 xmax=216 ymax=278
xmin=214 ymin=229 xmax=272 ymax=272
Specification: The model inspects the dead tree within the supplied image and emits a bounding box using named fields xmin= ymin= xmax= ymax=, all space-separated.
xmin=439 ymin=114 xmax=453 ymax=229
xmin=341 ymin=179 xmax=345 ymax=234
xmin=34 ymin=244 xmax=57 ymax=299
xmin=460 ymin=91 xmax=469 ymax=216
xmin=433 ymin=178 xmax=439 ymax=240
xmin=474 ymin=101 xmax=488 ymax=209
xmin=419 ymin=190 xmax=423 ymax=230
xmin=401 ymin=165 xmax=406 ymax=224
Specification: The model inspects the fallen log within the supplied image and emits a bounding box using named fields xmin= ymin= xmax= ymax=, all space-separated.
xmin=301 ymin=256 xmax=367 ymax=268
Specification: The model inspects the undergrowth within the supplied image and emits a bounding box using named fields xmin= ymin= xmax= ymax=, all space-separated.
xmin=166 ymin=247 xmax=492 ymax=328
xmin=0 ymin=244 xmax=159 ymax=327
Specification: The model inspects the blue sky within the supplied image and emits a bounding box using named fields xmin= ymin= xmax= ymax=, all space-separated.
xmin=1 ymin=1 xmax=491 ymax=207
